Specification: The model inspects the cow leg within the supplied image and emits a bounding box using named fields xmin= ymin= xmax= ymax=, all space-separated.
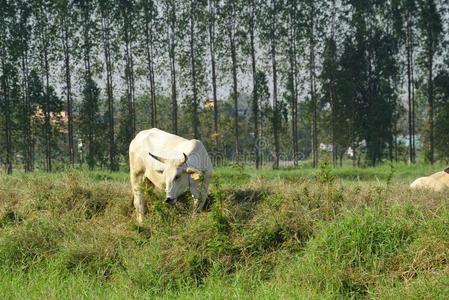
xmin=131 ymin=171 xmax=145 ymax=224
xmin=195 ymin=193 xmax=208 ymax=213
xmin=193 ymin=176 xmax=210 ymax=213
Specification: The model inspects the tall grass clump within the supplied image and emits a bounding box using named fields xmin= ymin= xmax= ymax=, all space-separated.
xmin=394 ymin=209 xmax=449 ymax=278
xmin=0 ymin=220 xmax=63 ymax=270
xmin=57 ymin=224 xmax=127 ymax=279
xmin=279 ymin=208 xmax=417 ymax=298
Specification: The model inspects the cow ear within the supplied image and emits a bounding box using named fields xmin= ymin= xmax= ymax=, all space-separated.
xmin=186 ymin=167 xmax=203 ymax=181
xmin=149 ymin=152 xmax=168 ymax=164
xmin=174 ymin=153 xmax=188 ymax=167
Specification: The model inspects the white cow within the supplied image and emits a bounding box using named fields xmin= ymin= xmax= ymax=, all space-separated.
xmin=410 ymin=168 xmax=449 ymax=192
xmin=129 ymin=128 xmax=213 ymax=223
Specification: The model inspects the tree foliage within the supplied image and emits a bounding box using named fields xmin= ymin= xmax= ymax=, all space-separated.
xmin=1 ymin=0 xmax=449 ymax=172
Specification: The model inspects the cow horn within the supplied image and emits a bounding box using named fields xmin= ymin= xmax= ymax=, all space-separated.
xmin=150 ymin=152 xmax=187 ymax=166
xmin=149 ymin=152 xmax=169 ymax=164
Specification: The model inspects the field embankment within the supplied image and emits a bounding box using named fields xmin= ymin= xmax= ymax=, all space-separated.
xmin=0 ymin=164 xmax=448 ymax=299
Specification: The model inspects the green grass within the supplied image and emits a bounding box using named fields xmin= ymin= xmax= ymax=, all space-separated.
xmin=1 ymin=163 xmax=449 ymax=299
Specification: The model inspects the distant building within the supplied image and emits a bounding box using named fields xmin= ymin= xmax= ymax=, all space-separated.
xmin=347 ymin=147 xmax=354 ymax=158
xmin=32 ymin=106 xmax=68 ymax=133
xmin=320 ymin=143 xmax=334 ymax=152
xmin=398 ymin=135 xmax=421 ymax=148
xmin=204 ymin=99 xmax=215 ymax=110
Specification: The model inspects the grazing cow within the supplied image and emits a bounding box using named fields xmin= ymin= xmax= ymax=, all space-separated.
xmin=129 ymin=128 xmax=213 ymax=223
xmin=410 ymin=167 xmax=449 ymax=192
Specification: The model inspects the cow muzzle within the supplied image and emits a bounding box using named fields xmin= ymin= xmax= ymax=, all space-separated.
xmin=165 ymin=197 xmax=177 ymax=205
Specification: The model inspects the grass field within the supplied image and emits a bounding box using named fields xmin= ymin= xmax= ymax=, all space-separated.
xmin=1 ymin=163 xmax=449 ymax=299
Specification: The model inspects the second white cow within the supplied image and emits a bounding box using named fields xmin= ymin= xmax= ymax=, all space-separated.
xmin=129 ymin=128 xmax=213 ymax=223
xmin=410 ymin=167 xmax=449 ymax=192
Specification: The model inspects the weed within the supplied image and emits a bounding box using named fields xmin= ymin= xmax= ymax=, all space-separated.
xmin=317 ymin=157 xmax=335 ymax=185
xmin=386 ymin=163 xmax=396 ymax=186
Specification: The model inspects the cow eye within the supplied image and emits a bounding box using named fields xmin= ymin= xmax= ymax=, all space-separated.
xmin=174 ymin=175 xmax=180 ymax=180
xmin=157 ymin=170 xmax=163 ymax=174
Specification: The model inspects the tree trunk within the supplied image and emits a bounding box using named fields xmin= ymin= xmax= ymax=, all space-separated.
xmin=406 ymin=10 xmax=416 ymax=165
xmin=428 ymin=52 xmax=434 ymax=164
xmin=326 ymin=60 xmax=335 ymax=166
xmin=288 ymin=6 xmax=299 ymax=167
xmin=229 ymin=22 xmax=239 ymax=158
xmin=123 ymin=6 xmax=136 ymax=140
xmin=101 ymin=12 xmax=116 ymax=171
xmin=170 ymin=38 xmax=177 ymax=134
xmin=424 ymin=12 xmax=434 ymax=165
xmin=406 ymin=14 xmax=412 ymax=165
xmin=270 ymin=0 xmax=279 ymax=169
xmin=411 ymin=37 xmax=416 ymax=163
xmin=250 ymin=0 xmax=259 ymax=169
xmin=388 ymin=136 xmax=393 ymax=162
xmin=83 ymin=7 xmax=94 ymax=170
xmin=352 ymin=143 xmax=356 ymax=167
xmin=21 ymin=51 xmax=32 ymax=172
xmin=366 ymin=11 xmax=376 ymax=166
xmin=330 ymin=0 xmax=337 ymax=167
xmin=293 ymin=57 xmax=299 ymax=167
xmin=169 ymin=0 xmax=178 ymax=134
xmin=43 ymin=23 xmax=52 ymax=172
xmin=189 ymin=1 xmax=199 ymax=139
xmin=208 ymin=0 xmax=219 ymax=148
xmin=310 ymin=3 xmax=318 ymax=168
xmin=130 ymin=40 xmax=136 ymax=136
xmin=62 ymin=25 xmax=74 ymax=167
xmin=1 ymin=52 xmax=12 ymax=174
xmin=395 ymin=125 xmax=398 ymax=163
xmin=143 ymin=0 xmax=157 ymax=128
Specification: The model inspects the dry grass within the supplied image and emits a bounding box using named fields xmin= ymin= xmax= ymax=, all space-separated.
xmin=0 ymin=165 xmax=449 ymax=299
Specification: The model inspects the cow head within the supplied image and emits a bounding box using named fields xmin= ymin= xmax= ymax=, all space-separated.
xmin=149 ymin=152 xmax=203 ymax=205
